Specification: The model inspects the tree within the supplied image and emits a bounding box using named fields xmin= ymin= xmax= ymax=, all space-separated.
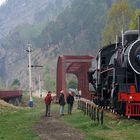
xmin=67 ymin=79 xmax=77 ymax=89
xmin=44 ymin=66 xmax=55 ymax=91
xmin=11 ymin=79 xmax=20 ymax=89
xmin=0 ymin=77 xmax=4 ymax=89
xmin=102 ymin=0 xmax=133 ymax=46
xmin=129 ymin=9 xmax=140 ymax=30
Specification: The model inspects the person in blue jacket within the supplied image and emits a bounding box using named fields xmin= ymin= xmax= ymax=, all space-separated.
xmin=67 ymin=91 xmax=74 ymax=114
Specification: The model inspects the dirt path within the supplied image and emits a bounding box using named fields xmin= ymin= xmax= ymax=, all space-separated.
xmin=34 ymin=112 xmax=84 ymax=140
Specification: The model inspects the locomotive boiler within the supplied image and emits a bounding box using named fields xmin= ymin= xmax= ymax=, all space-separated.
xmin=88 ymin=18 xmax=140 ymax=117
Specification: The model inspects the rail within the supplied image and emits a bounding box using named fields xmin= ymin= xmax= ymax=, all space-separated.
xmin=77 ymin=98 xmax=104 ymax=125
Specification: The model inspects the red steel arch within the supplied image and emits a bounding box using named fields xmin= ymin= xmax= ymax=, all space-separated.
xmin=56 ymin=55 xmax=94 ymax=99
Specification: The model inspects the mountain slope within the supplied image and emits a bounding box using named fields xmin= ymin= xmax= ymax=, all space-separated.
xmin=0 ymin=0 xmax=139 ymax=90
xmin=0 ymin=0 xmax=71 ymax=89
xmin=0 ymin=0 xmax=70 ymax=38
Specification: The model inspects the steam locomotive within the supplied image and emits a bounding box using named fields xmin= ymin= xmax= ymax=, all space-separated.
xmin=88 ymin=20 xmax=140 ymax=117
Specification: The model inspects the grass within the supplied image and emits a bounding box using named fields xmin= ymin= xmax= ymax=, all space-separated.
xmin=0 ymin=96 xmax=44 ymax=140
xmin=61 ymin=102 xmax=140 ymax=140
xmin=1 ymin=97 xmax=140 ymax=140
xmin=0 ymin=111 xmax=38 ymax=140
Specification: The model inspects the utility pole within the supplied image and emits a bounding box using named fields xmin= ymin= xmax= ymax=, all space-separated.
xmin=26 ymin=44 xmax=33 ymax=107
xmin=26 ymin=44 xmax=43 ymax=107
xmin=39 ymin=75 xmax=42 ymax=98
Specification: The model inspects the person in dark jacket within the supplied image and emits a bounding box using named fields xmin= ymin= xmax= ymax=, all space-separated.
xmin=59 ymin=90 xmax=65 ymax=116
xmin=44 ymin=91 xmax=52 ymax=117
xmin=67 ymin=91 xmax=74 ymax=114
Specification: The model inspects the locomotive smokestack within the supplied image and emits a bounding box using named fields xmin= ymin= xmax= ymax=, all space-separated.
xmin=138 ymin=15 xmax=140 ymax=37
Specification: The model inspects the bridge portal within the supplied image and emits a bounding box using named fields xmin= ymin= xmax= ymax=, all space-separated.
xmin=56 ymin=55 xmax=94 ymax=99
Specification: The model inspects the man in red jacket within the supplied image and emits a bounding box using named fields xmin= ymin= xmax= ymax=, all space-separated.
xmin=44 ymin=91 xmax=52 ymax=117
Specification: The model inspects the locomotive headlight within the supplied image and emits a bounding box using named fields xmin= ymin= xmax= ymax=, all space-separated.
xmin=129 ymin=96 xmax=133 ymax=99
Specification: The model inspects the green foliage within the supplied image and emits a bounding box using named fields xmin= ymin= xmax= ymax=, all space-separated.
xmin=129 ymin=9 xmax=140 ymax=30
xmin=0 ymin=0 xmax=69 ymax=49
xmin=44 ymin=65 xmax=55 ymax=91
xmin=67 ymin=79 xmax=77 ymax=89
xmin=11 ymin=79 xmax=20 ymax=89
xmin=2 ymin=0 xmax=140 ymax=55
xmin=0 ymin=0 xmax=111 ymax=54
xmin=19 ymin=23 xmax=46 ymax=40
xmin=11 ymin=79 xmax=20 ymax=86
xmin=0 ymin=76 xmax=4 ymax=89
xmin=102 ymin=0 xmax=133 ymax=46
xmin=0 ymin=96 xmax=43 ymax=140
xmin=37 ymin=0 xmax=108 ymax=53
xmin=1 ymin=22 xmax=46 ymax=49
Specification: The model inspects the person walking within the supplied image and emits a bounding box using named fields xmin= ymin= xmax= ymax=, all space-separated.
xmin=44 ymin=91 xmax=52 ymax=117
xmin=59 ymin=90 xmax=65 ymax=116
xmin=67 ymin=91 xmax=74 ymax=114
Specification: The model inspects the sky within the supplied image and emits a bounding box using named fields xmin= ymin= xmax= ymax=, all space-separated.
xmin=0 ymin=0 xmax=6 ymax=6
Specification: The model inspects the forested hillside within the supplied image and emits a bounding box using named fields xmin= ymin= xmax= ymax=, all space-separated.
xmin=0 ymin=0 xmax=70 ymax=38
xmin=0 ymin=0 xmax=139 ymax=90
xmin=1 ymin=0 xmax=110 ymax=54
xmin=2 ymin=0 xmax=140 ymax=54
xmin=35 ymin=0 xmax=108 ymax=54
xmin=0 ymin=0 xmax=71 ymax=89
xmin=102 ymin=0 xmax=140 ymax=45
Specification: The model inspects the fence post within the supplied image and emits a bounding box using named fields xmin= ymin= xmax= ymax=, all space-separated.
xmin=86 ymin=103 xmax=88 ymax=115
xmin=82 ymin=101 xmax=84 ymax=112
xmin=79 ymin=100 xmax=81 ymax=109
xmin=97 ymin=108 xmax=99 ymax=123
xmin=89 ymin=104 xmax=92 ymax=118
xmin=84 ymin=102 xmax=86 ymax=115
xmin=88 ymin=104 xmax=90 ymax=117
xmin=77 ymin=100 xmax=79 ymax=109
xmin=77 ymin=99 xmax=104 ymax=125
xmin=91 ymin=106 xmax=93 ymax=120
xmin=101 ymin=109 xmax=104 ymax=125
xmin=79 ymin=100 xmax=82 ymax=109
xmin=93 ymin=107 xmax=96 ymax=121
